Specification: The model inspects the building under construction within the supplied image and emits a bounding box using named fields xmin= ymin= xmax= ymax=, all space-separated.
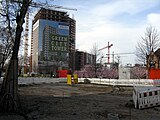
xmin=30 ymin=8 xmax=76 ymax=74
xmin=75 ymin=51 xmax=95 ymax=70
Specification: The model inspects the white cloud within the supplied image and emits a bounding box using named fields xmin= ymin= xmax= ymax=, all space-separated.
xmin=77 ymin=22 xmax=144 ymax=51
xmin=75 ymin=0 xmax=160 ymax=64
xmin=147 ymin=13 xmax=160 ymax=29
xmin=76 ymin=19 xmax=147 ymax=64
xmin=91 ymin=0 xmax=158 ymax=19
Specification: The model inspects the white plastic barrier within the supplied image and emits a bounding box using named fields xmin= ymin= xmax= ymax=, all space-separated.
xmin=0 ymin=78 xmax=3 ymax=84
xmin=1 ymin=77 xmax=160 ymax=87
xmin=78 ymin=78 xmax=160 ymax=86
xmin=18 ymin=77 xmax=67 ymax=85
xmin=0 ymin=77 xmax=67 ymax=85
xmin=133 ymin=86 xmax=160 ymax=109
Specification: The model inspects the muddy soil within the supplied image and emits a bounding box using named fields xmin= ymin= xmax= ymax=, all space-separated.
xmin=1 ymin=83 xmax=160 ymax=120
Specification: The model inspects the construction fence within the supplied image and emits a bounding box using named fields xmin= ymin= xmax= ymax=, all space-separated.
xmin=0 ymin=77 xmax=160 ymax=86
xmin=78 ymin=78 xmax=160 ymax=86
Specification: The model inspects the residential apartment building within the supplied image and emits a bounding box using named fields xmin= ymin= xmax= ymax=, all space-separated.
xmin=146 ymin=48 xmax=160 ymax=69
xmin=30 ymin=8 xmax=76 ymax=74
xmin=75 ymin=51 xmax=95 ymax=70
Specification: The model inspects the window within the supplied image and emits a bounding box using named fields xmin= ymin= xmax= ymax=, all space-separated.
xmin=149 ymin=92 xmax=152 ymax=96
xmin=155 ymin=91 xmax=158 ymax=95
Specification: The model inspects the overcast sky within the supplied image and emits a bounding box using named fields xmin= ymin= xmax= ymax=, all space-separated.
xmin=29 ymin=0 xmax=160 ymax=65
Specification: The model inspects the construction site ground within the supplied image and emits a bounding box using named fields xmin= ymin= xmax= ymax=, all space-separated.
xmin=1 ymin=82 xmax=160 ymax=120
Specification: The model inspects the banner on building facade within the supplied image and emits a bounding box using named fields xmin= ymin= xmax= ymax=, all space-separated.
xmin=49 ymin=34 xmax=68 ymax=52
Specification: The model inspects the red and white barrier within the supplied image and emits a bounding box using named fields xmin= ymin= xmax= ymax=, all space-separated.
xmin=133 ymin=86 xmax=160 ymax=109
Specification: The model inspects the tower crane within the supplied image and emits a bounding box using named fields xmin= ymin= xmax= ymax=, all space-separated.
xmin=106 ymin=52 xmax=135 ymax=64
xmin=11 ymin=1 xmax=77 ymax=11
xmin=23 ymin=2 xmax=77 ymax=74
xmin=23 ymin=12 xmax=29 ymax=74
xmin=31 ymin=2 xmax=77 ymax=11
xmin=98 ymin=41 xmax=113 ymax=64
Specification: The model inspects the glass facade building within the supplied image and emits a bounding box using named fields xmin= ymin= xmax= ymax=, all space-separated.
xmin=31 ymin=8 xmax=75 ymax=74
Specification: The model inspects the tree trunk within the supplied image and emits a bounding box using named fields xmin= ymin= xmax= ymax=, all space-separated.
xmin=0 ymin=0 xmax=30 ymax=112
xmin=0 ymin=60 xmax=18 ymax=112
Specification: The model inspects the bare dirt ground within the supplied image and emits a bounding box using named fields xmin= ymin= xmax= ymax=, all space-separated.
xmin=1 ymin=82 xmax=160 ymax=120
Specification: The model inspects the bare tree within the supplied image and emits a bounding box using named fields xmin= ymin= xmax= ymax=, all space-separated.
xmin=130 ymin=67 xmax=146 ymax=79
xmin=136 ymin=25 xmax=160 ymax=64
xmin=0 ymin=27 xmax=15 ymax=77
xmin=0 ymin=0 xmax=77 ymax=112
xmin=90 ymin=43 xmax=102 ymax=77
xmin=0 ymin=0 xmax=31 ymax=112
xmin=18 ymin=54 xmax=30 ymax=76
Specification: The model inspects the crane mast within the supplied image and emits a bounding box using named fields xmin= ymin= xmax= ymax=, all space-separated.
xmin=98 ymin=41 xmax=113 ymax=64
xmin=24 ymin=12 xmax=29 ymax=74
xmin=31 ymin=2 xmax=77 ymax=11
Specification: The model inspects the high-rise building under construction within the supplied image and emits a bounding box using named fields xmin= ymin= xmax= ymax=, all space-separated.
xmin=30 ymin=8 xmax=76 ymax=74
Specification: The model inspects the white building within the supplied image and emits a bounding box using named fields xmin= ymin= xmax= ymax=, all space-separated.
xmin=119 ymin=66 xmax=130 ymax=79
